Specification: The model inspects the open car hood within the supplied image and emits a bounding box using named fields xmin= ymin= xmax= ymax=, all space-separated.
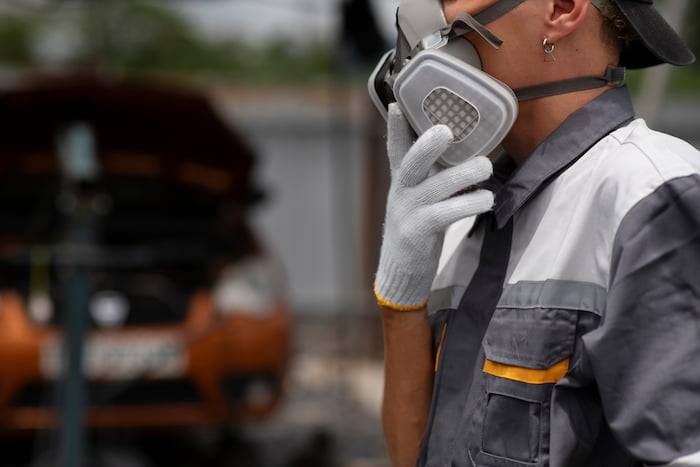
xmin=0 ymin=73 xmax=259 ymax=201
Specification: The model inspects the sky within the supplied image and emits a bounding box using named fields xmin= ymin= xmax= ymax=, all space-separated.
xmin=173 ymin=0 xmax=398 ymax=45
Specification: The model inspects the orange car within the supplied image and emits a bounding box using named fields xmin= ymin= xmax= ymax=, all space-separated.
xmin=0 ymin=75 xmax=291 ymax=432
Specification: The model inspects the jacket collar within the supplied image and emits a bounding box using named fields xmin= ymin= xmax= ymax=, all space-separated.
xmin=492 ymin=86 xmax=635 ymax=229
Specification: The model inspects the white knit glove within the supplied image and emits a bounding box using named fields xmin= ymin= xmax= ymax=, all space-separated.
xmin=374 ymin=104 xmax=494 ymax=311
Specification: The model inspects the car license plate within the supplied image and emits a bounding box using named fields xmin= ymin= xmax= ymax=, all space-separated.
xmin=41 ymin=334 xmax=187 ymax=380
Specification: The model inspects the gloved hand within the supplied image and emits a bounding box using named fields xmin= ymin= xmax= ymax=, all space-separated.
xmin=374 ymin=104 xmax=494 ymax=311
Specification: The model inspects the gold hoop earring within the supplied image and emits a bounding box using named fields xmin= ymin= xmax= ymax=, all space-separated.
xmin=543 ymin=37 xmax=556 ymax=62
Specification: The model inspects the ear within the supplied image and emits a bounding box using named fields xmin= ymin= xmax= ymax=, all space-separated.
xmin=543 ymin=0 xmax=590 ymax=43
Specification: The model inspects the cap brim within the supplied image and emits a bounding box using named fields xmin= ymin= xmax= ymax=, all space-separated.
xmin=614 ymin=0 xmax=696 ymax=68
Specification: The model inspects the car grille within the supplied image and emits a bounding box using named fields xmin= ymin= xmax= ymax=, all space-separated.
xmin=50 ymin=290 xmax=189 ymax=328
xmin=11 ymin=379 xmax=201 ymax=408
xmin=0 ymin=259 xmax=206 ymax=328
xmin=45 ymin=271 xmax=194 ymax=328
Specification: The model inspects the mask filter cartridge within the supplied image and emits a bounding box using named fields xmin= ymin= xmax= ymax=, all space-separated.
xmin=391 ymin=49 xmax=518 ymax=166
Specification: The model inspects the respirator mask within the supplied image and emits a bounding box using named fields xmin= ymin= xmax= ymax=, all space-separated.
xmin=369 ymin=0 xmax=626 ymax=167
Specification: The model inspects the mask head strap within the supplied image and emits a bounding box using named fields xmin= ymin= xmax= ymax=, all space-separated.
xmin=446 ymin=0 xmax=527 ymax=48
xmin=402 ymin=0 xmax=528 ymax=55
xmin=473 ymin=0 xmax=527 ymax=25
xmin=514 ymin=65 xmax=627 ymax=101
xmin=394 ymin=11 xmax=413 ymax=75
xmin=448 ymin=12 xmax=503 ymax=49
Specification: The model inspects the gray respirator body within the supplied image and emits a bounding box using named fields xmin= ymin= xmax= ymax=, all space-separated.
xmin=369 ymin=0 xmax=626 ymax=166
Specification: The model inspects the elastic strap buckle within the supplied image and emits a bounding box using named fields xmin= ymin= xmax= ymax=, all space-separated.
xmin=606 ymin=66 xmax=626 ymax=87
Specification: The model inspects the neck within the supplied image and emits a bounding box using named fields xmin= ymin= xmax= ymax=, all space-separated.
xmin=503 ymin=87 xmax=609 ymax=165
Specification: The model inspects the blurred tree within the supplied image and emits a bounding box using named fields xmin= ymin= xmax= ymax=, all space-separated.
xmin=78 ymin=0 xmax=215 ymax=73
xmin=683 ymin=1 xmax=699 ymax=65
xmin=0 ymin=14 xmax=34 ymax=64
xmin=665 ymin=0 xmax=699 ymax=94
xmin=0 ymin=0 xmax=332 ymax=83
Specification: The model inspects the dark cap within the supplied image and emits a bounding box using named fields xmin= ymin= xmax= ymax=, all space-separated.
xmin=611 ymin=0 xmax=696 ymax=68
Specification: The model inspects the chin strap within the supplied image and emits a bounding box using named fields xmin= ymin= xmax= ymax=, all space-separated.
xmin=514 ymin=66 xmax=626 ymax=101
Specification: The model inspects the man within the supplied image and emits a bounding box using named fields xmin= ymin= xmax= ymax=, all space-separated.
xmin=372 ymin=0 xmax=699 ymax=466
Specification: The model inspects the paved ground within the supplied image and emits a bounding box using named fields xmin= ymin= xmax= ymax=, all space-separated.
xmin=244 ymin=312 xmax=388 ymax=467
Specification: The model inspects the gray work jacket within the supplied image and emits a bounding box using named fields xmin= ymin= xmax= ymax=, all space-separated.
xmin=420 ymin=87 xmax=700 ymax=467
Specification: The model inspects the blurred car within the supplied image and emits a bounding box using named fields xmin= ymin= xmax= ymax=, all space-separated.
xmin=0 ymin=74 xmax=291 ymax=432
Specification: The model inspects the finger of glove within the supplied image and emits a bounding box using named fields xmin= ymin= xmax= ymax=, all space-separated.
xmin=416 ymin=156 xmax=493 ymax=204
xmin=420 ymin=190 xmax=494 ymax=232
xmin=387 ymin=104 xmax=413 ymax=171
xmin=398 ymin=125 xmax=453 ymax=187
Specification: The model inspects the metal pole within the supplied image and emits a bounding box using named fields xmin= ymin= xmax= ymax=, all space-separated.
xmin=55 ymin=122 xmax=100 ymax=467
xmin=59 ymin=271 xmax=89 ymax=467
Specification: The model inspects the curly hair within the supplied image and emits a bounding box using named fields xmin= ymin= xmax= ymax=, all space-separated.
xmin=593 ymin=0 xmax=639 ymax=52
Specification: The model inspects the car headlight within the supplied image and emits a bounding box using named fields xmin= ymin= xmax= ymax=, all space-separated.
xmin=28 ymin=292 xmax=54 ymax=325
xmin=89 ymin=291 xmax=129 ymax=328
xmin=212 ymin=256 xmax=286 ymax=317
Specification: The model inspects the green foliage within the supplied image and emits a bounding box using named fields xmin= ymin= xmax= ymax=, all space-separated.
xmin=680 ymin=1 xmax=699 ymax=54
xmin=0 ymin=0 xmax=332 ymax=83
xmin=0 ymin=14 xmax=34 ymax=64
xmin=641 ymin=0 xmax=700 ymax=95
xmin=216 ymin=40 xmax=333 ymax=83
xmin=78 ymin=1 xmax=215 ymax=72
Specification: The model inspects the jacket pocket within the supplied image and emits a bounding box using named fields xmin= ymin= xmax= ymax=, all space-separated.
xmin=474 ymin=307 xmax=577 ymax=466
xmin=482 ymin=307 xmax=576 ymax=371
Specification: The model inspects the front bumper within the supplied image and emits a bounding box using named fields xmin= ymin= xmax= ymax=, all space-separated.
xmin=0 ymin=291 xmax=291 ymax=431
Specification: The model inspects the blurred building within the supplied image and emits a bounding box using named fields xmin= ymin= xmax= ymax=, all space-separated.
xmin=213 ymin=85 xmax=374 ymax=313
